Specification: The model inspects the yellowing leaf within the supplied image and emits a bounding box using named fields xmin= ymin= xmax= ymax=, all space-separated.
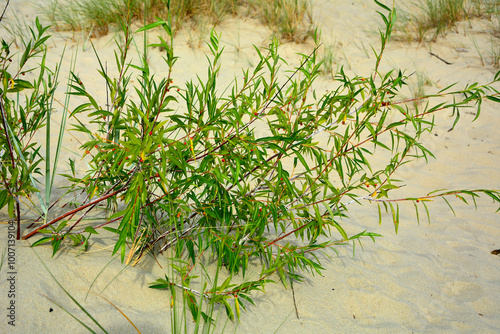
xmin=235 ymin=295 xmax=240 ymax=320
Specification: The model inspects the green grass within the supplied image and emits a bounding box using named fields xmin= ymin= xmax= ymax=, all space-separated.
xmin=43 ymin=0 xmax=314 ymax=42
xmin=248 ymin=0 xmax=314 ymax=42
xmin=488 ymin=36 xmax=500 ymax=67
xmin=397 ymin=0 xmax=500 ymax=42
xmin=397 ymin=0 xmax=467 ymax=42
xmin=408 ymin=70 xmax=433 ymax=109
xmin=396 ymin=0 xmax=500 ymax=69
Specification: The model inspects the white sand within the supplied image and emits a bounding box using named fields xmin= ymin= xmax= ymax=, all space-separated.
xmin=1 ymin=0 xmax=500 ymax=332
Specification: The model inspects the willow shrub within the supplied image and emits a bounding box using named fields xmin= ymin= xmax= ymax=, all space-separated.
xmin=2 ymin=1 xmax=499 ymax=324
xmin=1 ymin=18 xmax=69 ymax=240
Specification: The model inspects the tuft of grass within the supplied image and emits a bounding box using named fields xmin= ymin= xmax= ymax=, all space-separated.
xmin=43 ymin=0 xmax=315 ymax=42
xmin=186 ymin=15 xmax=211 ymax=49
xmin=469 ymin=19 xmax=500 ymax=68
xmin=486 ymin=3 xmax=500 ymax=67
xmin=312 ymin=29 xmax=348 ymax=79
xmin=467 ymin=0 xmax=500 ymax=20
xmin=488 ymin=36 xmax=500 ymax=68
xmin=397 ymin=0 xmax=500 ymax=42
xmin=320 ymin=42 xmax=338 ymax=78
xmin=44 ymin=0 xmax=131 ymax=37
xmin=155 ymin=0 xmax=239 ymax=32
xmin=397 ymin=0 xmax=467 ymax=42
xmin=470 ymin=32 xmax=485 ymax=66
xmin=492 ymin=9 xmax=500 ymax=38
xmin=317 ymin=42 xmax=349 ymax=79
xmin=248 ymin=0 xmax=314 ymax=42
xmin=2 ymin=10 xmax=34 ymax=48
xmin=409 ymin=70 xmax=433 ymax=109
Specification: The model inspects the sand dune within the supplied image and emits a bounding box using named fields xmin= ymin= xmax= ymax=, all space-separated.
xmin=1 ymin=0 xmax=499 ymax=332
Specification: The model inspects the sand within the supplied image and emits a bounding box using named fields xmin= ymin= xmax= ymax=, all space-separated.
xmin=1 ymin=0 xmax=500 ymax=333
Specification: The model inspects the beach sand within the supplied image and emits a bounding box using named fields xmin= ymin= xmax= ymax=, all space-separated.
xmin=1 ymin=0 xmax=500 ymax=332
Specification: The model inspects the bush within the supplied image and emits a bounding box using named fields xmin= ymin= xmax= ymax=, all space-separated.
xmin=2 ymin=0 xmax=500 ymax=329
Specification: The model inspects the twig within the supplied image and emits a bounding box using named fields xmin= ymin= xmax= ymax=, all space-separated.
xmin=290 ymin=279 xmax=300 ymax=319
xmin=0 ymin=100 xmax=20 ymax=239
xmin=0 ymin=0 xmax=9 ymax=23
xmin=98 ymin=294 xmax=142 ymax=334
xmin=430 ymin=52 xmax=452 ymax=65
xmin=22 ymin=187 xmax=126 ymax=240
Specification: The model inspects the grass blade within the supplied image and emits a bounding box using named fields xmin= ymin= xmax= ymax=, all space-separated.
xmin=32 ymin=247 xmax=109 ymax=333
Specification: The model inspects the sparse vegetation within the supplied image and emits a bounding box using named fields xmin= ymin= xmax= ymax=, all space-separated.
xmin=409 ymin=70 xmax=433 ymax=108
xmin=248 ymin=0 xmax=314 ymax=42
xmin=397 ymin=0 xmax=500 ymax=42
xmin=43 ymin=0 xmax=314 ymax=41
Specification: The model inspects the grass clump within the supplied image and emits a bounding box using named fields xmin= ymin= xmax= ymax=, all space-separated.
xmin=44 ymin=0 xmax=140 ymax=37
xmin=43 ymin=0 xmax=314 ymax=42
xmin=311 ymin=29 xmax=347 ymax=79
xmin=408 ymin=70 xmax=434 ymax=108
xmin=397 ymin=0 xmax=468 ymax=42
xmin=248 ymin=0 xmax=314 ymax=42
xmin=397 ymin=0 xmax=500 ymax=42
xmin=2 ymin=1 xmax=500 ymax=330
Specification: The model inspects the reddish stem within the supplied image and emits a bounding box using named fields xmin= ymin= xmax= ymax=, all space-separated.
xmin=22 ymin=188 xmax=126 ymax=240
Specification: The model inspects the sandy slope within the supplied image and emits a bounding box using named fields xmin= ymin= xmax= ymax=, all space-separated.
xmin=1 ymin=0 xmax=500 ymax=333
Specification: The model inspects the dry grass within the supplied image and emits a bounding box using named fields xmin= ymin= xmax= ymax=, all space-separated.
xmin=43 ymin=0 xmax=314 ymax=42
xmin=396 ymin=0 xmax=500 ymax=42
xmin=248 ymin=0 xmax=314 ymax=42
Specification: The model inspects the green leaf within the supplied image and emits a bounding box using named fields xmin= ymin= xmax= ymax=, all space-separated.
xmin=8 ymin=79 xmax=34 ymax=92
xmin=219 ymin=276 xmax=232 ymax=292
xmin=486 ymin=96 xmax=500 ymax=103
xmin=442 ymin=197 xmax=456 ymax=216
xmin=374 ymin=0 xmax=391 ymax=12
xmin=0 ymin=190 xmax=8 ymax=210
xmin=84 ymin=226 xmax=99 ymax=234
xmin=136 ymin=20 xmax=168 ymax=33
xmin=31 ymin=236 xmax=53 ymax=247
xmin=149 ymin=276 xmax=171 ymax=290
xmin=55 ymin=221 xmax=67 ymax=233
xmin=102 ymin=227 xmax=119 ymax=234
xmin=52 ymin=238 xmax=62 ymax=257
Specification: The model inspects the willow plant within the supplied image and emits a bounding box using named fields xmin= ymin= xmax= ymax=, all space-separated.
xmin=3 ymin=1 xmax=499 ymax=326
xmin=0 ymin=17 xmax=72 ymax=239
